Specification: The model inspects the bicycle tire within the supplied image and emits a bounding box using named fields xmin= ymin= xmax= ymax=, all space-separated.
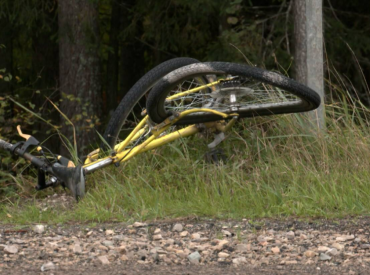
xmin=102 ymin=57 xmax=200 ymax=150
xmin=146 ymin=62 xmax=321 ymax=125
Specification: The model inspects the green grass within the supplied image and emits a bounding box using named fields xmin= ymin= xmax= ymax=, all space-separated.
xmin=1 ymin=100 xmax=370 ymax=224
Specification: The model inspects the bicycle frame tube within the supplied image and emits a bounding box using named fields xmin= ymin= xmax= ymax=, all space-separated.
xmin=83 ymin=125 xmax=199 ymax=173
xmin=83 ymin=108 xmax=236 ymax=173
xmin=84 ymin=124 xmax=148 ymax=164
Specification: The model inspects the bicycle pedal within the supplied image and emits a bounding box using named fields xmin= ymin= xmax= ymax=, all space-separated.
xmin=207 ymin=132 xmax=225 ymax=149
xmin=204 ymin=148 xmax=227 ymax=165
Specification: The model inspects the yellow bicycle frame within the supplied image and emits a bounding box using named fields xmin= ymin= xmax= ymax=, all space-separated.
xmin=83 ymin=80 xmax=238 ymax=172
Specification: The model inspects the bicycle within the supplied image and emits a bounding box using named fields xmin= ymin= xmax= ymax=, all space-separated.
xmin=0 ymin=58 xmax=321 ymax=201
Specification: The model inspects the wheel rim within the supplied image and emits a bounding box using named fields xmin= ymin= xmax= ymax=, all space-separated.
xmin=163 ymin=75 xmax=304 ymax=117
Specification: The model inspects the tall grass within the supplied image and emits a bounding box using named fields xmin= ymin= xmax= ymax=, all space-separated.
xmin=2 ymin=99 xmax=370 ymax=224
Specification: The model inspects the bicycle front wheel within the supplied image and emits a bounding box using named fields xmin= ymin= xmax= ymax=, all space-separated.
xmin=146 ymin=62 xmax=321 ymax=125
xmin=102 ymin=57 xmax=200 ymax=150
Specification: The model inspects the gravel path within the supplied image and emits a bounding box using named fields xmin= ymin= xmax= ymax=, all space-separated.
xmin=1 ymin=217 xmax=370 ymax=274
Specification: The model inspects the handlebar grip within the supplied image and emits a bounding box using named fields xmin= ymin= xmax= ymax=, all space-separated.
xmin=0 ymin=138 xmax=13 ymax=152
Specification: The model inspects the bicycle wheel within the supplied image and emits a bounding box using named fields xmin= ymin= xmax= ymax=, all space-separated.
xmin=102 ymin=57 xmax=200 ymax=150
xmin=146 ymin=62 xmax=321 ymax=125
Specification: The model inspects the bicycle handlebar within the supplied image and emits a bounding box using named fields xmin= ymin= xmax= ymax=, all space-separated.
xmin=0 ymin=137 xmax=85 ymax=200
xmin=0 ymin=138 xmax=13 ymax=152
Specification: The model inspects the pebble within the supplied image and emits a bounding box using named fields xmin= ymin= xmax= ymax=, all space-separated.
xmin=327 ymin=248 xmax=338 ymax=256
xmin=133 ymin=222 xmax=147 ymax=228
xmin=222 ymin=230 xmax=232 ymax=237
xmin=336 ymin=237 xmax=346 ymax=242
xmin=285 ymin=260 xmax=298 ymax=265
xmin=180 ymin=231 xmax=189 ymax=237
xmin=40 ymin=261 xmax=56 ymax=271
xmin=73 ymin=244 xmax=82 ymax=254
xmin=33 ymin=225 xmax=45 ymax=234
xmin=235 ymin=244 xmax=250 ymax=252
xmin=318 ymin=246 xmax=330 ymax=252
xmin=172 ymin=224 xmax=183 ymax=232
xmin=257 ymin=235 xmax=266 ymax=242
xmin=188 ymin=251 xmax=201 ymax=264
xmin=271 ymin=246 xmax=280 ymax=254
xmin=304 ymin=250 xmax=316 ymax=258
xmin=153 ymin=234 xmax=162 ymax=241
xmin=97 ymin=255 xmax=110 ymax=265
xmin=286 ymin=231 xmax=295 ymax=240
xmin=102 ymin=240 xmax=114 ymax=247
xmin=116 ymin=245 xmax=127 ymax=254
xmin=319 ymin=253 xmax=331 ymax=261
xmin=214 ymin=240 xmax=229 ymax=250
xmin=332 ymin=243 xmax=345 ymax=251
xmin=232 ymin=257 xmax=247 ymax=265
xmin=265 ymin=237 xmax=274 ymax=242
xmin=4 ymin=245 xmax=18 ymax=254
xmin=112 ymin=235 xmax=125 ymax=241
xmin=105 ymin=230 xmax=114 ymax=236
xmin=345 ymin=235 xmax=355 ymax=241
xmin=120 ymin=255 xmax=129 ymax=261
xmin=218 ymin=252 xmax=230 ymax=258
xmin=191 ymin=233 xmax=201 ymax=240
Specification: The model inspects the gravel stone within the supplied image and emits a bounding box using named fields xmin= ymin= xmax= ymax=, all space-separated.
xmin=172 ymin=224 xmax=183 ymax=232
xmin=112 ymin=235 xmax=125 ymax=241
xmin=97 ymin=255 xmax=110 ymax=265
xmin=271 ymin=247 xmax=280 ymax=254
xmin=188 ymin=251 xmax=201 ymax=264
xmin=332 ymin=243 xmax=345 ymax=251
xmin=73 ymin=243 xmax=82 ymax=254
xmin=327 ymin=248 xmax=338 ymax=256
xmin=319 ymin=253 xmax=332 ymax=261
xmin=235 ymin=244 xmax=250 ymax=252
xmin=232 ymin=257 xmax=247 ymax=265
xmin=318 ymin=246 xmax=330 ymax=252
xmin=105 ymin=230 xmax=114 ymax=236
xmin=102 ymin=240 xmax=114 ymax=247
xmin=286 ymin=231 xmax=295 ymax=240
xmin=304 ymin=250 xmax=317 ymax=258
xmin=133 ymin=222 xmax=147 ymax=228
xmin=4 ymin=245 xmax=18 ymax=254
xmin=218 ymin=252 xmax=230 ymax=258
xmin=40 ymin=261 xmax=56 ymax=272
xmin=153 ymin=234 xmax=162 ymax=241
xmin=33 ymin=225 xmax=45 ymax=234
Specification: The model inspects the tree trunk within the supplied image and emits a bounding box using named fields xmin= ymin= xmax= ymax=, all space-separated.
xmin=58 ymin=0 xmax=101 ymax=158
xmin=293 ymin=0 xmax=325 ymax=130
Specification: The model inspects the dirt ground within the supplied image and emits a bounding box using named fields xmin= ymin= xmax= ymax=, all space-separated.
xmin=1 ymin=216 xmax=370 ymax=275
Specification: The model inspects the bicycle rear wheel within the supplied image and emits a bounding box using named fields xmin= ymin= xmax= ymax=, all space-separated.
xmin=146 ymin=62 xmax=321 ymax=125
xmin=102 ymin=57 xmax=200 ymax=150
